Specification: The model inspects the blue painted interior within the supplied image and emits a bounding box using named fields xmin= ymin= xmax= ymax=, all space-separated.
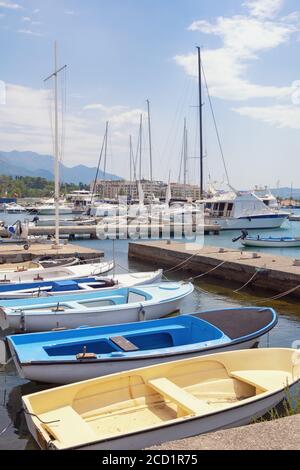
xmin=8 ymin=315 xmax=231 ymax=361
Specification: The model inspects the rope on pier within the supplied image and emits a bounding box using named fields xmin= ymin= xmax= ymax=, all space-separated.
xmin=253 ymin=284 xmax=300 ymax=303
xmin=233 ymin=269 xmax=261 ymax=293
xmin=184 ymin=260 xmax=227 ymax=282
xmin=164 ymin=250 xmax=205 ymax=273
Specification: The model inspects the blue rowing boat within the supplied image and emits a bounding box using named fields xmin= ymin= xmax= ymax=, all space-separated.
xmin=0 ymin=282 xmax=194 ymax=332
xmin=5 ymin=307 xmax=277 ymax=383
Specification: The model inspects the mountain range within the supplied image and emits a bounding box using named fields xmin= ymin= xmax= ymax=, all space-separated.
xmin=0 ymin=151 xmax=121 ymax=185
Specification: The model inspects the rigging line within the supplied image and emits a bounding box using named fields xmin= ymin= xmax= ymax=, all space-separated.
xmin=178 ymin=123 xmax=185 ymax=183
xmin=91 ymin=128 xmax=107 ymax=204
xmin=159 ymin=73 xmax=194 ymax=179
xmin=44 ymin=81 xmax=55 ymax=169
xmin=201 ymin=63 xmax=230 ymax=186
xmin=60 ymin=66 xmax=67 ymax=164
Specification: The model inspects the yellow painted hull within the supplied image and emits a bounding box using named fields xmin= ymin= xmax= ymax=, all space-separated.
xmin=23 ymin=348 xmax=300 ymax=450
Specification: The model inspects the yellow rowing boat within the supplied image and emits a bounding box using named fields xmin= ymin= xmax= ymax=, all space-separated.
xmin=23 ymin=348 xmax=300 ymax=450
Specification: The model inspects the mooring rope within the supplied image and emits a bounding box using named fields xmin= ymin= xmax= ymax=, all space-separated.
xmin=233 ymin=269 xmax=261 ymax=293
xmin=184 ymin=260 xmax=227 ymax=282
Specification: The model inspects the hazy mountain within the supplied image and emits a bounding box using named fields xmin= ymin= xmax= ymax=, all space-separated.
xmin=0 ymin=151 xmax=121 ymax=184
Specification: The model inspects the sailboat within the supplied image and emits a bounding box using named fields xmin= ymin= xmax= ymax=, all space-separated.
xmin=195 ymin=48 xmax=288 ymax=230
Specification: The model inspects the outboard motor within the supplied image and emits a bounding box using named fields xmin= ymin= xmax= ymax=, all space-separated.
xmin=232 ymin=229 xmax=248 ymax=243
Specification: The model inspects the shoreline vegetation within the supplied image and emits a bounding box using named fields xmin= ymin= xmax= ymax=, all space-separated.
xmin=0 ymin=175 xmax=90 ymax=199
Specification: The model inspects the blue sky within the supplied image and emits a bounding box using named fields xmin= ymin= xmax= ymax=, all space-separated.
xmin=1 ymin=0 xmax=300 ymax=189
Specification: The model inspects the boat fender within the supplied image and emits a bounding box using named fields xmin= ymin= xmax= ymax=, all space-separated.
xmin=138 ymin=304 xmax=146 ymax=322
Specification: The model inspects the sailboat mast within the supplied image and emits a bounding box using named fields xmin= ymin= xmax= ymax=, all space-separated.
xmin=103 ymin=121 xmax=109 ymax=182
xmin=54 ymin=42 xmax=60 ymax=245
xmin=129 ymin=135 xmax=133 ymax=199
xmin=183 ymin=118 xmax=188 ymax=198
xmin=146 ymin=100 xmax=153 ymax=199
xmin=139 ymin=114 xmax=143 ymax=182
xmin=44 ymin=42 xmax=67 ymax=246
xmin=197 ymin=46 xmax=204 ymax=199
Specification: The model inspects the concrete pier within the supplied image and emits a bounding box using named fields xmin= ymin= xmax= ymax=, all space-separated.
xmin=149 ymin=415 xmax=300 ymax=450
xmin=129 ymin=240 xmax=300 ymax=299
xmin=0 ymin=243 xmax=103 ymax=264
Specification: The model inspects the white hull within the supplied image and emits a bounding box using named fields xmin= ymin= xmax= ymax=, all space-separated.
xmin=208 ymin=216 xmax=287 ymax=230
xmin=34 ymin=218 xmax=94 ymax=227
xmin=0 ymin=260 xmax=114 ymax=284
xmin=25 ymin=383 xmax=297 ymax=450
xmin=0 ymin=270 xmax=163 ymax=299
xmin=37 ymin=207 xmax=74 ymax=215
xmin=4 ymin=298 xmax=182 ymax=332
xmin=15 ymin=338 xmax=258 ymax=384
xmin=242 ymin=239 xmax=300 ymax=248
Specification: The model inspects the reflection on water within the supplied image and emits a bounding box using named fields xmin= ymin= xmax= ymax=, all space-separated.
xmin=0 ymin=216 xmax=300 ymax=449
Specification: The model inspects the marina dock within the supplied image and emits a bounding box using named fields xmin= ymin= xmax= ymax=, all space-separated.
xmin=0 ymin=222 xmax=221 ymax=240
xmin=129 ymin=240 xmax=300 ymax=299
xmin=0 ymin=243 xmax=103 ymax=264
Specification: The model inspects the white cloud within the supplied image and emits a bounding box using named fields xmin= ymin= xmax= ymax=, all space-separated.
xmin=244 ymin=0 xmax=284 ymax=19
xmin=0 ymin=83 xmax=146 ymax=170
xmin=84 ymin=103 xmax=127 ymax=114
xmin=22 ymin=16 xmax=31 ymax=22
xmin=109 ymin=109 xmax=145 ymax=127
xmin=32 ymin=9 xmax=40 ymax=14
xmin=188 ymin=16 xmax=294 ymax=57
xmin=64 ymin=10 xmax=79 ymax=16
xmin=0 ymin=1 xmax=22 ymax=9
xmin=17 ymin=29 xmax=42 ymax=37
xmin=176 ymin=3 xmax=298 ymax=101
xmin=234 ymin=105 xmax=300 ymax=129
xmin=84 ymin=103 xmax=145 ymax=128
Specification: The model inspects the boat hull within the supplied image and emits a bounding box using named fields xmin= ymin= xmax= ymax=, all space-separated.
xmin=242 ymin=239 xmax=300 ymax=247
xmin=0 ymin=260 xmax=114 ymax=284
xmin=209 ymin=215 xmax=287 ymax=230
xmin=3 ymin=298 xmax=184 ymax=332
xmin=70 ymin=386 xmax=294 ymax=450
xmin=14 ymin=338 xmax=258 ymax=384
xmin=0 ymin=270 xmax=163 ymax=299
xmin=23 ymin=348 xmax=299 ymax=450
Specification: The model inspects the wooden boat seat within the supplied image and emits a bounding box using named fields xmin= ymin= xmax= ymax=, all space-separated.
xmin=230 ymin=370 xmax=292 ymax=392
xmin=42 ymin=406 xmax=97 ymax=446
xmin=110 ymin=336 xmax=139 ymax=352
xmin=147 ymin=378 xmax=208 ymax=417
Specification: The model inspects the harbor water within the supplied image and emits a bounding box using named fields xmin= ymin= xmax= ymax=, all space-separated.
xmin=1 ymin=214 xmax=300 ymax=449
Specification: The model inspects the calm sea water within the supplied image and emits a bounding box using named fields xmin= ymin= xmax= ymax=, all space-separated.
xmin=1 ymin=213 xmax=300 ymax=449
